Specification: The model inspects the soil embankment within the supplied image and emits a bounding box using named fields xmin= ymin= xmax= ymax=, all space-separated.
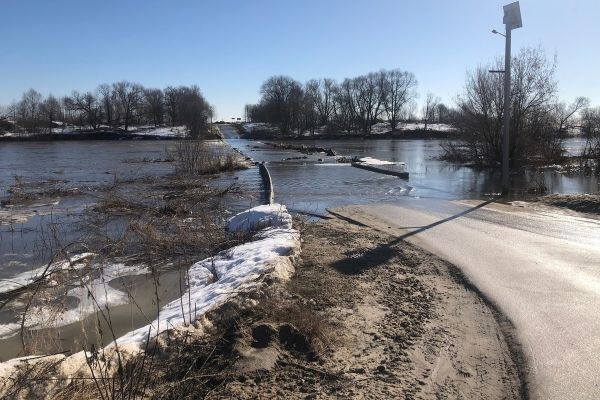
xmin=535 ymin=193 xmax=600 ymax=215
xmin=150 ymin=215 xmax=521 ymax=399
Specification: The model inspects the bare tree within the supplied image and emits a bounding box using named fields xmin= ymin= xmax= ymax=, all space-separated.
xmin=65 ymin=91 xmax=101 ymax=129
xmin=17 ymin=89 xmax=42 ymax=133
xmin=97 ymin=83 xmax=116 ymax=128
xmin=333 ymin=78 xmax=357 ymax=134
xmin=164 ymin=86 xmax=181 ymax=126
xmin=178 ymin=86 xmax=211 ymax=138
xmin=258 ymin=76 xmax=304 ymax=134
xmin=303 ymin=80 xmax=320 ymax=134
xmin=112 ymin=81 xmax=143 ymax=132
xmin=451 ymin=47 xmax=563 ymax=165
xmin=353 ymin=72 xmax=386 ymax=133
xmin=579 ymin=106 xmax=600 ymax=173
xmin=554 ymin=97 xmax=590 ymax=134
xmin=422 ymin=93 xmax=440 ymax=130
xmin=383 ymin=70 xmax=418 ymax=131
xmin=314 ymin=78 xmax=336 ymax=127
xmin=143 ymin=88 xmax=165 ymax=126
xmin=40 ymin=95 xmax=62 ymax=134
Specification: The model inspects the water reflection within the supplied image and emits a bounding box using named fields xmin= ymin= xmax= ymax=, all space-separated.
xmin=226 ymin=137 xmax=598 ymax=215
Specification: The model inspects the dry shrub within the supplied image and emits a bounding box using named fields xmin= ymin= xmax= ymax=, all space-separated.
xmin=527 ymin=172 xmax=549 ymax=194
xmin=169 ymin=140 xmax=248 ymax=176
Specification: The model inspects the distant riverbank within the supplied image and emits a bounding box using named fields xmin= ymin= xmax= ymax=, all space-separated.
xmin=0 ymin=125 xmax=220 ymax=142
xmin=236 ymin=122 xmax=459 ymax=141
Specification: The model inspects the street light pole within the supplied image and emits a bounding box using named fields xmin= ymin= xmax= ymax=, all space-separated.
xmin=496 ymin=1 xmax=522 ymax=196
xmin=502 ymin=26 xmax=512 ymax=195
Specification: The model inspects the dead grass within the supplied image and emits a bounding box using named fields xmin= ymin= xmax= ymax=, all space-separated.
xmin=168 ymin=140 xmax=249 ymax=176
xmin=537 ymin=193 xmax=600 ymax=214
xmin=1 ymin=176 xmax=83 ymax=206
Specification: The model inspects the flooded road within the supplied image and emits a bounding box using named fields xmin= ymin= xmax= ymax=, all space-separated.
xmin=222 ymin=125 xmax=598 ymax=215
xmin=0 ymin=128 xmax=597 ymax=362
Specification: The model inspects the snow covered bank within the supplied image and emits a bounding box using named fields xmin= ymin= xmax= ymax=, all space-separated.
xmin=240 ymin=123 xmax=278 ymax=134
xmin=0 ymin=203 xmax=300 ymax=385
xmin=118 ymin=204 xmax=299 ymax=346
xmin=227 ymin=203 xmax=292 ymax=232
xmin=370 ymin=121 xmax=456 ymax=134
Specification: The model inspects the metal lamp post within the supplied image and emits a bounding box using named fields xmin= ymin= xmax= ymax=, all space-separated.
xmin=493 ymin=2 xmax=523 ymax=196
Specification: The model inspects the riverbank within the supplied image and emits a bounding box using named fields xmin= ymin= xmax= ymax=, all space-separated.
xmin=237 ymin=122 xmax=458 ymax=141
xmin=69 ymin=214 xmax=519 ymax=399
xmin=534 ymin=193 xmax=600 ymax=215
xmin=0 ymin=126 xmax=221 ymax=142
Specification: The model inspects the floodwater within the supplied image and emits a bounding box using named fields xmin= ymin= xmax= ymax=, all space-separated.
xmin=0 ymin=134 xmax=597 ymax=359
xmin=225 ymin=134 xmax=598 ymax=215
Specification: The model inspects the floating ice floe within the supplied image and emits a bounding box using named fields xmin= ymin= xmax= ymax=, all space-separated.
xmin=0 ymin=253 xmax=96 ymax=295
xmin=358 ymin=157 xmax=405 ymax=166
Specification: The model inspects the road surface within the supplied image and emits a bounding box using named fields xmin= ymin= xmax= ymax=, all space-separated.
xmin=334 ymin=200 xmax=600 ymax=400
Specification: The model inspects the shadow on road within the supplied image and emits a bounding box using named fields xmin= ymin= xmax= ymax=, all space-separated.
xmin=388 ymin=199 xmax=496 ymax=244
xmin=331 ymin=199 xmax=496 ymax=275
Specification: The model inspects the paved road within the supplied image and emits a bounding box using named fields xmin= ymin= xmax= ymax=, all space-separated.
xmin=335 ymin=200 xmax=600 ymax=400
xmin=219 ymin=124 xmax=240 ymax=139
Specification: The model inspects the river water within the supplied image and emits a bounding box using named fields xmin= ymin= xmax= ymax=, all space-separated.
xmin=225 ymin=135 xmax=598 ymax=215
xmin=0 ymin=134 xmax=597 ymax=359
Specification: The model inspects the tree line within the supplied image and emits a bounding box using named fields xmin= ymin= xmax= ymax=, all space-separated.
xmin=246 ymin=70 xmax=453 ymax=135
xmin=447 ymin=46 xmax=594 ymax=167
xmin=1 ymin=82 xmax=214 ymax=138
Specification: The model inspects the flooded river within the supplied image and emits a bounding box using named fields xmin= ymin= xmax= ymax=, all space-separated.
xmin=225 ymin=134 xmax=598 ymax=215
xmin=0 ymin=134 xmax=597 ymax=359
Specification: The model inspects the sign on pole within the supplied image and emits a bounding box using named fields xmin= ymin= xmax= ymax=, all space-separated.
xmin=503 ymin=2 xmax=522 ymax=29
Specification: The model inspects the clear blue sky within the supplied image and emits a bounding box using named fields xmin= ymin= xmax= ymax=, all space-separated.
xmin=1 ymin=0 xmax=598 ymax=120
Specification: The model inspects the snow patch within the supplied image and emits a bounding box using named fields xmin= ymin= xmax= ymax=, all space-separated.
xmin=227 ymin=204 xmax=292 ymax=232
xmin=0 ymin=253 xmax=96 ymax=295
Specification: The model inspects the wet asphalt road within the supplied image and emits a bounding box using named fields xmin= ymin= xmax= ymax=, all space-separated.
xmin=338 ymin=200 xmax=600 ymax=400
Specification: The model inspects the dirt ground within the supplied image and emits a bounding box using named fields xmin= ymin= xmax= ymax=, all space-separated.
xmin=535 ymin=193 xmax=600 ymax=215
xmin=206 ymin=215 xmax=522 ymax=399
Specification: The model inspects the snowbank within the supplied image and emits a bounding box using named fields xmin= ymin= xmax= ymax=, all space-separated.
xmin=370 ymin=121 xmax=456 ymax=134
xmin=227 ymin=204 xmax=292 ymax=232
xmin=0 ymin=203 xmax=299 ymax=386
xmin=127 ymin=125 xmax=187 ymax=137
xmin=241 ymin=123 xmax=278 ymax=134
xmin=117 ymin=204 xmax=299 ymax=346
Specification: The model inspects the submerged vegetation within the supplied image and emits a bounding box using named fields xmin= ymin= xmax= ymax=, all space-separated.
xmin=442 ymin=47 xmax=594 ymax=170
xmin=0 ymin=140 xmax=253 ymax=362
